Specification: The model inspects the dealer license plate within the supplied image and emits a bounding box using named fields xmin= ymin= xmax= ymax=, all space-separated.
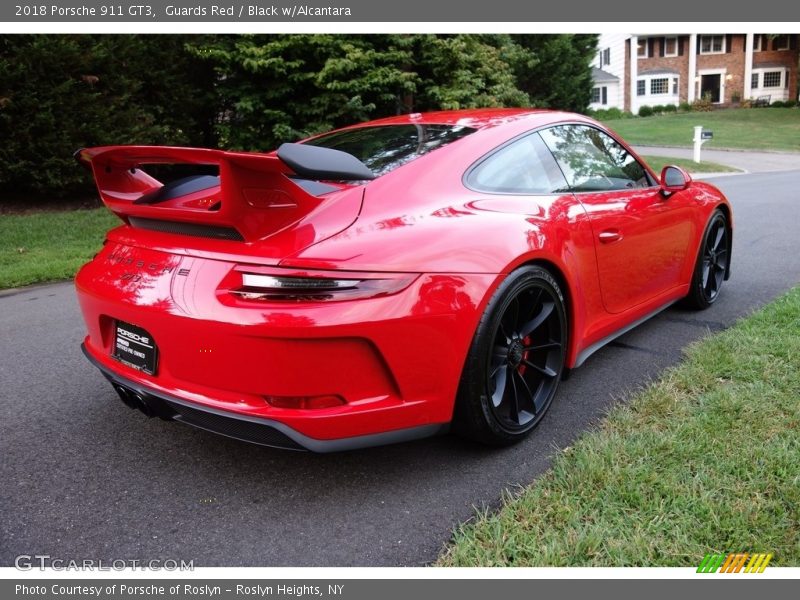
xmin=112 ymin=321 xmax=158 ymax=375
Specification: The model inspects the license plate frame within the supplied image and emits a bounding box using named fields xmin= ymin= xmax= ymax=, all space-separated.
xmin=112 ymin=321 xmax=158 ymax=375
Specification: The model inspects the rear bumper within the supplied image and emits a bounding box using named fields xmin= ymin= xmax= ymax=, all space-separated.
xmin=83 ymin=343 xmax=446 ymax=452
xmin=75 ymin=243 xmax=498 ymax=449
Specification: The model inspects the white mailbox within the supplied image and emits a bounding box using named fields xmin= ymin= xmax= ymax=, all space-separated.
xmin=693 ymin=126 xmax=713 ymax=163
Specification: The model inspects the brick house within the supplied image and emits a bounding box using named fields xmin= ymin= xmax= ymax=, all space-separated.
xmin=590 ymin=33 xmax=799 ymax=113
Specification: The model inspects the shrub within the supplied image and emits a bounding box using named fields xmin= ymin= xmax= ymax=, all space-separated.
xmin=590 ymin=107 xmax=625 ymax=121
xmin=663 ymin=104 xmax=678 ymax=113
xmin=638 ymin=105 xmax=654 ymax=117
xmin=691 ymin=95 xmax=713 ymax=112
xmin=679 ymin=101 xmax=692 ymax=112
xmin=770 ymin=100 xmax=787 ymax=108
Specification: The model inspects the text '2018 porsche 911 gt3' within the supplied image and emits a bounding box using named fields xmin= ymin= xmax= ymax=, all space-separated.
xmin=75 ymin=109 xmax=732 ymax=451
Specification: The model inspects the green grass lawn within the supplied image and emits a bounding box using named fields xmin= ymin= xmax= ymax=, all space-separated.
xmin=604 ymin=108 xmax=800 ymax=152
xmin=439 ymin=287 xmax=800 ymax=567
xmin=0 ymin=208 xmax=118 ymax=289
xmin=641 ymin=155 xmax=740 ymax=174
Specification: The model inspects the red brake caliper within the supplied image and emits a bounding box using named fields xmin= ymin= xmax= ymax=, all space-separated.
xmin=518 ymin=335 xmax=532 ymax=376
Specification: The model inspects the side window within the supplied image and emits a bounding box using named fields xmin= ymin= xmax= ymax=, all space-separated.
xmin=466 ymin=133 xmax=569 ymax=194
xmin=539 ymin=125 xmax=654 ymax=192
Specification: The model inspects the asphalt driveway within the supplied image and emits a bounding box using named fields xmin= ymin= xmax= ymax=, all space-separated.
xmin=2 ymin=171 xmax=799 ymax=566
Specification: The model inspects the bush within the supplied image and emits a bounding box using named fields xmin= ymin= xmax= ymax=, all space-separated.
xmin=638 ymin=105 xmax=654 ymax=117
xmin=785 ymin=100 xmax=799 ymax=108
xmin=590 ymin=107 xmax=625 ymax=120
xmin=663 ymin=104 xmax=678 ymax=113
xmin=679 ymin=101 xmax=692 ymax=112
xmin=691 ymin=96 xmax=713 ymax=112
xmin=770 ymin=100 xmax=787 ymax=108
xmin=651 ymin=104 xmax=667 ymax=114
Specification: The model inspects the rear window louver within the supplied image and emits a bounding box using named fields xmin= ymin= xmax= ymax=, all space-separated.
xmin=128 ymin=217 xmax=244 ymax=242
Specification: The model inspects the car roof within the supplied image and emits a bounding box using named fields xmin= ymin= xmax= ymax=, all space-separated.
xmin=341 ymin=108 xmax=567 ymax=131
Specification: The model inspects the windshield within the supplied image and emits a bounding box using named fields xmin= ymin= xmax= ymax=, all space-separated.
xmin=305 ymin=124 xmax=476 ymax=178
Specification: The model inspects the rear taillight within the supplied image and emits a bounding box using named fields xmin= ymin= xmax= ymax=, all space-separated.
xmin=230 ymin=271 xmax=417 ymax=302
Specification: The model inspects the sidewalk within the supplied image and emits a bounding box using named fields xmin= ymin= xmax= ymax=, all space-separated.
xmin=633 ymin=145 xmax=800 ymax=173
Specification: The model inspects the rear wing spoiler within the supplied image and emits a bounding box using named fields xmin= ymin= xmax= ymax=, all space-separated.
xmin=75 ymin=145 xmax=374 ymax=242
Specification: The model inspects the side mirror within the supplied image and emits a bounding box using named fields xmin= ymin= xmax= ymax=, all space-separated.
xmin=660 ymin=165 xmax=691 ymax=194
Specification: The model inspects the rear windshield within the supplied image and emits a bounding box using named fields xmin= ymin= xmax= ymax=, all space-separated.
xmin=305 ymin=124 xmax=476 ymax=177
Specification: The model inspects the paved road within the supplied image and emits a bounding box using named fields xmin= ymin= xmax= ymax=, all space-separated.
xmin=634 ymin=145 xmax=800 ymax=173
xmin=2 ymin=171 xmax=800 ymax=567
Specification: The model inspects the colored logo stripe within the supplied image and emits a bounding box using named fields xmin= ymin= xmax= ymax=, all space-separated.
xmin=697 ymin=553 xmax=772 ymax=573
xmin=745 ymin=553 xmax=773 ymax=573
xmin=697 ymin=554 xmax=726 ymax=573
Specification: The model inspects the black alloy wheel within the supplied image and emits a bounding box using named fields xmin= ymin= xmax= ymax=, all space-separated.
xmin=685 ymin=210 xmax=730 ymax=309
xmin=455 ymin=266 xmax=567 ymax=445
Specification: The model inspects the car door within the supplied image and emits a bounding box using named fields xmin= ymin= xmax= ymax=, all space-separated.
xmin=540 ymin=124 xmax=695 ymax=314
xmin=464 ymin=130 xmax=604 ymax=344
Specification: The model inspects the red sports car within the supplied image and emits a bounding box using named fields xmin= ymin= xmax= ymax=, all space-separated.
xmin=75 ymin=109 xmax=732 ymax=451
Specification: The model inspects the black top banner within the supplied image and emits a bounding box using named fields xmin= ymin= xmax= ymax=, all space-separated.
xmin=3 ymin=0 xmax=800 ymax=22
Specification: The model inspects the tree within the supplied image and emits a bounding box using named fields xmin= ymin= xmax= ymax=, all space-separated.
xmin=410 ymin=34 xmax=530 ymax=111
xmin=0 ymin=35 xmax=216 ymax=197
xmin=188 ymin=35 xmax=417 ymax=151
xmin=513 ymin=34 xmax=599 ymax=112
xmin=189 ymin=34 xmax=532 ymax=150
xmin=0 ymin=34 xmax=599 ymax=200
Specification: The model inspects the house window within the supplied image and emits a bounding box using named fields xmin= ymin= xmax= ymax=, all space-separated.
xmin=637 ymin=80 xmax=646 ymax=96
xmin=664 ymin=37 xmax=678 ymax=57
xmin=592 ymin=86 xmax=608 ymax=105
xmin=763 ymin=71 xmax=782 ymax=88
xmin=637 ymin=38 xmax=648 ymax=58
xmin=650 ymin=78 xmax=669 ymax=95
xmin=774 ymin=35 xmax=790 ymax=51
xmin=751 ymin=72 xmax=759 ymax=88
xmin=700 ymin=35 xmax=725 ymax=54
xmin=753 ymin=34 xmax=764 ymax=51
xmin=602 ymin=48 xmax=610 ymax=66
xmin=672 ymin=77 xmax=679 ymax=94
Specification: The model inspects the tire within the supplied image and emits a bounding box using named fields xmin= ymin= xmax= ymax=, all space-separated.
xmin=454 ymin=265 xmax=567 ymax=446
xmin=684 ymin=209 xmax=730 ymax=310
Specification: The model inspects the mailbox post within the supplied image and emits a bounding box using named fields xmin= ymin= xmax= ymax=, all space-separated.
xmin=693 ymin=126 xmax=713 ymax=163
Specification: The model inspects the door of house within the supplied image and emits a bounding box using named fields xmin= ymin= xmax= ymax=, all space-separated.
xmin=700 ymin=74 xmax=722 ymax=103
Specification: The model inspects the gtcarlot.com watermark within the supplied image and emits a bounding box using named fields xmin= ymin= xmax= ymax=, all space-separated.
xmin=15 ymin=554 xmax=194 ymax=571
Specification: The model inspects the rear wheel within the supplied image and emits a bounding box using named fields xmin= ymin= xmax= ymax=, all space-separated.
xmin=684 ymin=210 xmax=730 ymax=310
xmin=455 ymin=266 xmax=567 ymax=446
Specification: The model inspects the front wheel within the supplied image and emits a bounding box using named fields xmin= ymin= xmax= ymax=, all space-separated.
xmin=684 ymin=210 xmax=730 ymax=310
xmin=454 ymin=266 xmax=567 ymax=446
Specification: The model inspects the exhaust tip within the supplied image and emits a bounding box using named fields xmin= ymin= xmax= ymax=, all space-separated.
xmin=108 ymin=382 xmax=177 ymax=421
xmin=113 ymin=384 xmax=139 ymax=410
xmin=131 ymin=392 xmax=157 ymax=417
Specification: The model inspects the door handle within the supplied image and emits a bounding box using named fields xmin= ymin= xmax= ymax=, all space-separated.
xmin=599 ymin=230 xmax=623 ymax=244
